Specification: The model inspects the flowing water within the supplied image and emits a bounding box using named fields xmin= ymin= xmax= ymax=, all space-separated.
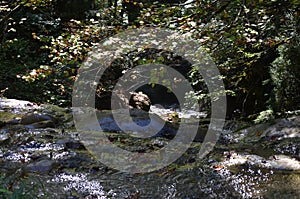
xmin=1 ymin=99 xmax=300 ymax=198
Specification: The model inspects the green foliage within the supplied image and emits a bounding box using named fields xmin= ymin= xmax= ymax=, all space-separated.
xmin=0 ymin=6 xmax=65 ymax=104
xmin=0 ymin=0 xmax=299 ymax=117
xmin=253 ymin=109 xmax=275 ymax=124
xmin=271 ymin=40 xmax=300 ymax=113
xmin=0 ymin=1 xmax=118 ymax=106
xmin=0 ymin=175 xmax=45 ymax=199
xmin=15 ymin=0 xmax=53 ymax=8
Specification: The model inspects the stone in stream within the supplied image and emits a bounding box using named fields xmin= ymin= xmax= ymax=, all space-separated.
xmin=267 ymin=155 xmax=300 ymax=170
xmin=24 ymin=159 xmax=59 ymax=174
xmin=0 ymin=132 xmax=9 ymax=142
xmin=129 ymin=92 xmax=151 ymax=112
xmin=56 ymin=138 xmax=86 ymax=150
xmin=20 ymin=113 xmax=53 ymax=125
xmin=95 ymin=91 xmax=151 ymax=112
xmin=232 ymin=116 xmax=300 ymax=143
xmin=217 ymin=153 xmax=300 ymax=171
xmin=261 ymin=116 xmax=300 ymax=140
xmin=0 ymin=98 xmax=40 ymax=111
xmin=24 ymin=120 xmax=55 ymax=129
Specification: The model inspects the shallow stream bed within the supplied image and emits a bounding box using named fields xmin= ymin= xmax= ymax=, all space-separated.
xmin=1 ymin=98 xmax=300 ymax=198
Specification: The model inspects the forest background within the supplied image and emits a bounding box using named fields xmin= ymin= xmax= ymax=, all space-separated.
xmin=0 ymin=0 xmax=299 ymax=121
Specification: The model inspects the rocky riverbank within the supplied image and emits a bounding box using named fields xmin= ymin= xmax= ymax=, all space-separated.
xmin=1 ymin=98 xmax=300 ymax=198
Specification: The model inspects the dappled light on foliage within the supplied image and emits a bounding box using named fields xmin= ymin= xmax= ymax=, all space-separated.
xmin=0 ymin=0 xmax=299 ymax=116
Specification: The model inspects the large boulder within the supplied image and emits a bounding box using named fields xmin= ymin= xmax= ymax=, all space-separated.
xmin=94 ymin=49 xmax=198 ymax=110
xmin=95 ymin=91 xmax=151 ymax=112
xmin=129 ymin=92 xmax=151 ymax=112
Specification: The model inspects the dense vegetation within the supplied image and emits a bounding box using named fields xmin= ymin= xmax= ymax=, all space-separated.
xmin=0 ymin=0 xmax=299 ymax=120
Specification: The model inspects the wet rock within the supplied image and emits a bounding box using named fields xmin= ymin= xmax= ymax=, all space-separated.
xmin=152 ymin=139 xmax=167 ymax=148
xmin=20 ymin=113 xmax=53 ymax=125
xmin=233 ymin=116 xmax=300 ymax=142
xmin=220 ymin=153 xmax=300 ymax=171
xmin=41 ymin=104 xmax=70 ymax=115
xmin=56 ymin=138 xmax=86 ymax=150
xmin=0 ymin=98 xmax=40 ymax=112
xmin=6 ymin=118 xmax=20 ymax=125
xmin=40 ymin=104 xmax=72 ymax=126
xmin=95 ymin=91 xmax=151 ymax=112
xmin=0 ymin=99 xmax=72 ymax=129
xmin=135 ymin=84 xmax=182 ymax=108
xmin=129 ymin=92 xmax=151 ymax=112
xmin=231 ymin=122 xmax=269 ymax=143
xmin=272 ymin=138 xmax=300 ymax=157
xmin=150 ymin=105 xmax=207 ymax=123
xmin=261 ymin=116 xmax=300 ymax=140
xmin=24 ymin=120 xmax=55 ymax=129
xmin=24 ymin=159 xmax=58 ymax=173
xmin=267 ymin=155 xmax=300 ymax=170
xmin=0 ymin=132 xmax=9 ymax=143
xmin=0 ymin=110 xmax=22 ymax=124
